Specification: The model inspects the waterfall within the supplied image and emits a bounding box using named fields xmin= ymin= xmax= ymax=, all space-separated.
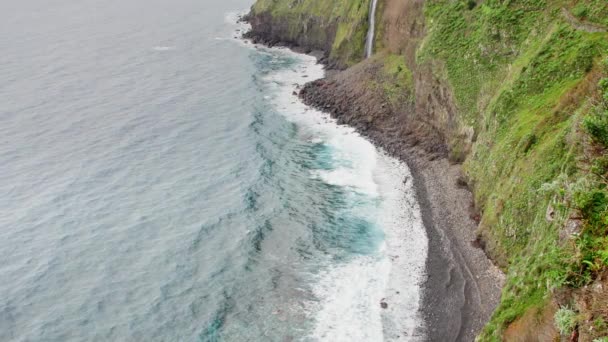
xmin=365 ymin=0 xmax=378 ymax=58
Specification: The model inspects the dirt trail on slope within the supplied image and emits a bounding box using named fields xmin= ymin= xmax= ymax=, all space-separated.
xmin=561 ymin=8 xmax=607 ymax=33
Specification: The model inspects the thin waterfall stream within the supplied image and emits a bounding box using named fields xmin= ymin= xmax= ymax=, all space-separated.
xmin=365 ymin=0 xmax=379 ymax=58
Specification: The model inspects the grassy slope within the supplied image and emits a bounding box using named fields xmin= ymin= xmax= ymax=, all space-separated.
xmin=565 ymin=0 xmax=608 ymax=27
xmin=250 ymin=0 xmax=371 ymax=66
xmin=372 ymin=52 xmax=415 ymax=106
xmin=417 ymin=0 xmax=608 ymax=339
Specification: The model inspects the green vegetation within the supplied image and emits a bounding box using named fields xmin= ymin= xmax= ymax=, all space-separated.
xmin=555 ymin=306 xmax=579 ymax=335
xmin=585 ymin=72 xmax=608 ymax=146
xmin=566 ymin=0 xmax=608 ymax=26
xmin=572 ymin=3 xmax=590 ymax=19
xmin=377 ymin=53 xmax=414 ymax=107
xmin=418 ymin=0 xmax=608 ymax=339
xmin=418 ymin=0 xmax=549 ymax=127
xmin=251 ymin=0 xmax=371 ymax=66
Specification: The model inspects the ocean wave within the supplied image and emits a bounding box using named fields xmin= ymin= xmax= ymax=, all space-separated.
xmin=249 ymin=43 xmax=428 ymax=341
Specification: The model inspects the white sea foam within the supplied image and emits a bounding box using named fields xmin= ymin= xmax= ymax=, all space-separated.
xmin=152 ymin=46 xmax=175 ymax=51
xmin=223 ymin=11 xmax=251 ymax=42
xmin=259 ymin=51 xmax=380 ymax=197
xmin=310 ymin=133 xmax=379 ymax=196
xmin=374 ymin=153 xmax=428 ymax=341
xmin=309 ymin=254 xmax=391 ymax=341
xmin=223 ymin=11 xmax=244 ymax=25
xmin=254 ymin=46 xmax=429 ymax=341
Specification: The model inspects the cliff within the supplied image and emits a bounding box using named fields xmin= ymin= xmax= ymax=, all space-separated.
xmin=244 ymin=0 xmax=372 ymax=68
xmin=245 ymin=0 xmax=608 ymax=340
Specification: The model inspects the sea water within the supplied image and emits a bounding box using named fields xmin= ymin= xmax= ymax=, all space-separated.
xmin=0 ymin=0 xmax=427 ymax=340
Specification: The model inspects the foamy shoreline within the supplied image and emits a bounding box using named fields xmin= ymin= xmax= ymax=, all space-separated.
xmin=262 ymin=47 xmax=428 ymax=341
xmin=236 ymin=9 xmax=504 ymax=340
xmin=230 ymin=17 xmax=430 ymax=338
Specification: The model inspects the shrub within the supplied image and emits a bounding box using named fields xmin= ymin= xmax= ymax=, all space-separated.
xmin=555 ymin=306 xmax=578 ymax=335
xmin=600 ymin=78 xmax=608 ymax=103
xmin=466 ymin=0 xmax=476 ymax=10
xmin=574 ymin=189 xmax=608 ymax=220
xmin=599 ymin=78 xmax=608 ymax=93
xmin=594 ymin=317 xmax=607 ymax=331
xmin=590 ymin=155 xmax=608 ymax=177
xmin=584 ymin=109 xmax=608 ymax=147
xmin=572 ymin=4 xmax=589 ymax=19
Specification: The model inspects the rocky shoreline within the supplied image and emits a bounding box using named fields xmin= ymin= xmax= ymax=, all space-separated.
xmin=243 ymin=14 xmax=504 ymax=342
xmin=299 ymin=60 xmax=504 ymax=342
xmin=242 ymin=14 xmax=343 ymax=69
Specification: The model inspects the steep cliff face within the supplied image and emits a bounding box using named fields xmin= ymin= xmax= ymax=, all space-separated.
xmin=245 ymin=0 xmax=372 ymax=68
xmin=245 ymin=0 xmax=608 ymax=340
xmin=415 ymin=2 xmax=608 ymax=340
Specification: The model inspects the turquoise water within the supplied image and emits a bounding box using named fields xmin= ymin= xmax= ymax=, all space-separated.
xmin=0 ymin=1 xmax=427 ymax=341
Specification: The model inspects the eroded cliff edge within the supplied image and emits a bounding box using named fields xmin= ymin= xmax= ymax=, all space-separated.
xmin=245 ymin=0 xmax=608 ymax=340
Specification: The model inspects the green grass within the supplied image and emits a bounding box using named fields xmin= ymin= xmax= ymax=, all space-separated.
xmin=418 ymin=0 xmax=549 ymax=128
xmin=379 ymin=54 xmax=414 ymax=106
xmin=362 ymin=53 xmax=415 ymax=112
xmin=566 ymin=0 xmax=608 ymax=27
xmin=416 ymin=0 xmax=608 ymax=339
xmin=251 ymin=0 xmax=371 ymax=66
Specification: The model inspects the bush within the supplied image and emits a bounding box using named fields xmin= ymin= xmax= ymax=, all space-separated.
xmin=599 ymin=78 xmax=608 ymax=93
xmin=555 ymin=306 xmax=578 ymax=335
xmin=575 ymin=189 xmax=608 ymax=219
xmin=590 ymin=155 xmax=608 ymax=177
xmin=594 ymin=317 xmax=607 ymax=331
xmin=600 ymin=78 xmax=608 ymax=103
xmin=466 ymin=0 xmax=476 ymax=10
xmin=572 ymin=4 xmax=589 ymax=19
xmin=584 ymin=109 xmax=608 ymax=147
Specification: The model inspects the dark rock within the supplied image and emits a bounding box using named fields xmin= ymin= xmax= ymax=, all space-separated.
xmin=242 ymin=10 xmax=343 ymax=69
xmin=545 ymin=204 xmax=555 ymax=222
xmin=456 ymin=174 xmax=468 ymax=188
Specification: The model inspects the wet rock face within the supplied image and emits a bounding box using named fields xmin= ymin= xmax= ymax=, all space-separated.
xmin=243 ymin=11 xmax=341 ymax=68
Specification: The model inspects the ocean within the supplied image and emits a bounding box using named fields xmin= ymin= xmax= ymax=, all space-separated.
xmin=0 ymin=0 xmax=427 ymax=341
